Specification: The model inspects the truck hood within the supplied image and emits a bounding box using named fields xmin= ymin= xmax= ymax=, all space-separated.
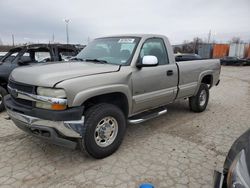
xmin=10 ymin=62 xmax=120 ymax=87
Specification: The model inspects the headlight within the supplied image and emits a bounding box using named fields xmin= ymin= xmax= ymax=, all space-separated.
xmin=227 ymin=150 xmax=250 ymax=188
xmin=37 ymin=87 xmax=66 ymax=98
xmin=36 ymin=87 xmax=67 ymax=110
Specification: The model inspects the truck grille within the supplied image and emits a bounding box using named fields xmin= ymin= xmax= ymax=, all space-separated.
xmin=8 ymin=80 xmax=35 ymax=107
xmin=8 ymin=80 xmax=35 ymax=93
xmin=14 ymin=98 xmax=33 ymax=107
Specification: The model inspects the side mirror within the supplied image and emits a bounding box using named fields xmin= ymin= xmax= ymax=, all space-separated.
xmin=137 ymin=55 xmax=158 ymax=68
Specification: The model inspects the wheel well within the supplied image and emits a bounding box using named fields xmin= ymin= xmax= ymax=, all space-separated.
xmin=201 ymin=75 xmax=213 ymax=88
xmin=83 ymin=92 xmax=129 ymax=117
xmin=0 ymin=79 xmax=8 ymax=90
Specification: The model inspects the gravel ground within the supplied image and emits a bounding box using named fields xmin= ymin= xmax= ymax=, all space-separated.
xmin=0 ymin=66 xmax=249 ymax=188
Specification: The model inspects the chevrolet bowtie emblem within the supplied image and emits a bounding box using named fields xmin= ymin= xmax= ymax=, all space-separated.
xmin=9 ymin=87 xmax=18 ymax=98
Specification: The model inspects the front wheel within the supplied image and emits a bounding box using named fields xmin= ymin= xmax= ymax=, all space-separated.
xmin=79 ymin=103 xmax=126 ymax=159
xmin=0 ymin=86 xmax=8 ymax=112
xmin=189 ymin=83 xmax=209 ymax=113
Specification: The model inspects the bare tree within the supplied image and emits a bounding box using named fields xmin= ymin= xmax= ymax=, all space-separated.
xmin=230 ymin=37 xmax=241 ymax=44
xmin=192 ymin=37 xmax=203 ymax=54
xmin=182 ymin=43 xmax=194 ymax=53
xmin=180 ymin=37 xmax=204 ymax=54
xmin=173 ymin=46 xmax=182 ymax=53
xmin=176 ymin=37 xmax=206 ymax=54
xmin=193 ymin=37 xmax=203 ymax=44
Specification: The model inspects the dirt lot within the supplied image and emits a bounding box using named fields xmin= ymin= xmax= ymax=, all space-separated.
xmin=0 ymin=66 xmax=249 ymax=188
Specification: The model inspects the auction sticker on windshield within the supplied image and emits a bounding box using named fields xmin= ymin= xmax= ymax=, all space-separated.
xmin=118 ymin=38 xmax=135 ymax=43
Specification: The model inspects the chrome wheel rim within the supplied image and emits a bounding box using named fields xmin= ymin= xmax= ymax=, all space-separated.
xmin=94 ymin=116 xmax=118 ymax=147
xmin=199 ymin=90 xmax=207 ymax=106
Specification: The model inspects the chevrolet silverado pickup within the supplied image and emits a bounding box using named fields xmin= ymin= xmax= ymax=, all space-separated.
xmin=4 ymin=34 xmax=221 ymax=159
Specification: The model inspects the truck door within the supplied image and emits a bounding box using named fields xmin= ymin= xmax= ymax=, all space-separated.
xmin=132 ymin=38 xmax=178 ymax=114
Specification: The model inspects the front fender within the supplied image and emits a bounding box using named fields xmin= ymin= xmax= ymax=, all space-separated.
xmin=72 ymin=84 xmax=132 ymax=114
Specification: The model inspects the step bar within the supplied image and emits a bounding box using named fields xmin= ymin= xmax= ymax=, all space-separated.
xmin=128 ymin=107 xmax=167 ymax=124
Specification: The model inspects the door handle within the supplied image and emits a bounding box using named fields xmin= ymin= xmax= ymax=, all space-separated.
xmin=167 ymin=70 xmax=173 ymax=76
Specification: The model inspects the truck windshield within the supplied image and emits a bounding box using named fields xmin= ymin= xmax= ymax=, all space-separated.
xmin=76 ymin=37 xmax=140 ymax=65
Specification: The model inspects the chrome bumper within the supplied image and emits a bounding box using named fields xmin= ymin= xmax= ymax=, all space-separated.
xmin=7 ymin=109 xmax=84 ymax=138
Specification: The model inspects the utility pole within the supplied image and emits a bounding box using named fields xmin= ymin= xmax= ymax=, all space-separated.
xmin=207 ymin=30 xmax=211 ymax=44
xmin=52 ymin=33 xmax=55 ymax=43
xmin=12 ymin=34 xmax=15 ymax=46
xmin=63 ymin=19 xmax=70 ymax=44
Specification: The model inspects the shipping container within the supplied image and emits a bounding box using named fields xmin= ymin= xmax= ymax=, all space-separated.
xmin=212 ymin=44 xmax=229 ymax=58
xmin=247 ymin=45 xmax=250 ymax=58
xmin=229 ymin=43 xmax=248 ymax=58
xmin=198 ymin=44 xmax=212 ymax=59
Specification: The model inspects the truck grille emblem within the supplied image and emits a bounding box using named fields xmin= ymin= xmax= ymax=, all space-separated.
xmin=9 ymin=88 xmax=18 ymax=98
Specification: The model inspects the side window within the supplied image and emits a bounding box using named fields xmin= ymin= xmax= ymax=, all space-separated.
xmin=34 ymin=51 xmax=51 ymax=63
xmin=58 ymin=49 xmax=77 ymax=61
xmin=23 ymin=52 xmax=30 ymax=57
xmin=140 ymin=38 xmax=169 ymax=65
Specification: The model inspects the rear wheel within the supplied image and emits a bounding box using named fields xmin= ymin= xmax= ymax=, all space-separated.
xmin=79 ymin=103 xmax=126 ymax=159
xmin=0 ymin=86 xmax=7 ymax=112
xmin=189 ymin=83 xmax=209 ymax=112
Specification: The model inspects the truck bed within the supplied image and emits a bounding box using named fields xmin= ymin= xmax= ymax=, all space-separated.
xmin=176 ymin=59 xmax=220 ymax=99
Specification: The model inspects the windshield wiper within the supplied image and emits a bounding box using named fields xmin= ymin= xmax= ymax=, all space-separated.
xmin=85 ymin=59 xmax=109 ymax=64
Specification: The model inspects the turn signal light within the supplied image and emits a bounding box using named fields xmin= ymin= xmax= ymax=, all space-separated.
xmin=51 ymin=104 xmax=67 ymax=110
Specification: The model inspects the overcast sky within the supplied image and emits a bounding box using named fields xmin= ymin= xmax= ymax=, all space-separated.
xmin=0 ymin=0 xmax=250 ymax=45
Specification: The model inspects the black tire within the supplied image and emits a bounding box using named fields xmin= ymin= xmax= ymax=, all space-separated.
xmin=223 ymin=129 xmax=250 ymax=174
xmin=189 ymin=83 xmax=209 ymax=113
xmin=221 ymin=129 xmax=250 ymax=187
xmin=0 ymin=86 xmax=7 ymax=112
xmin=79 ymin=103 xmax=126 ymax=159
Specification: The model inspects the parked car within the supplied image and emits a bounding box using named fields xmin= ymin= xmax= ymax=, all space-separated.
xmin=175 ymin=53 xmax=202 ymax=62
xmin=4 ymin=34 xmax=221 ymax=159
xmin=0 ymin=44 xmax=80 ymax=112
xmin=214 ymin=128 xmax=250 ymax=188
xmin=242 ymin=57 xmax=250 ymax=66
xmin=220 ymin=56 xmax=245 ymax=65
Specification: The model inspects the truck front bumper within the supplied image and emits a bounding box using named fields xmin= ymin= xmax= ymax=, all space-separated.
xmin=4 ymin=95 xmax=84 ymax=149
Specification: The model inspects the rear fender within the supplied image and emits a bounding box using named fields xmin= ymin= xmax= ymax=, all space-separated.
xmin=194 ymin=70 xmax=213 ymax=95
